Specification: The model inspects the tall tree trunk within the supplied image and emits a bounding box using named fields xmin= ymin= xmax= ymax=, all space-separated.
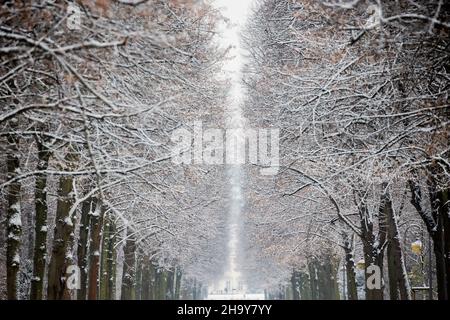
xmin=76 ymin=197 xmax=95 ymax=300
xmin=141 ymin=258 xmax=151 ymax=300
xmin=409 ymin=179 xmax=448 ymax=299
xmin=307 ymin=258 xmax=318 ymax=300
xmin=107 ymin=220 xmax=116 ymax=300
xmin=291 ymin=270 xmax=300 ymax=300
xmin=149 ymin=262 xmax=156 ymax=300
xmin=387 ymin=240 xmax=399 ymax=300
xmin=343 ymin=234 xmax=358 ymax=300
xmin=100 ymin=214 xmax=116 ymax=300
xmin=154 ymin=268 xmax=167 ymax=300
xmin=121 ymin=229 xmax=136 ymax=300
xmin=429 ymin=183 xmax=448 ymax=300
xmin=100 ymin=213 xmax=110 ymax=300
xmin=192 ymin=278 xmax=197 ymax=300
xmin=298 ymin=271 xmax=311 ymax=300
xmin=6 ymin=132 xmax=21 ymax=300
xmin=175 ymin=267 xmax=182 ymax=300
xmin=30 ymin=137 xmax=50 ymax=300
xmin=438 ymin=188 xmax=450 ymax=298
xmin=87 ymin=202 xmax=103 ymax=300
xmin=359 ymin=193 xmax=386 ymax=300
xmin=383 ymin=184 xmax=411 ymax=300
xmin=317 ymin=253 xmax=339 ymax=300
xmin=47 ymin=152 xmax=76 ymax=300
xmin=135 ymin=256 xmax=143 ymax=300
xmin=166 ymin=269 xmax=174 ymax=300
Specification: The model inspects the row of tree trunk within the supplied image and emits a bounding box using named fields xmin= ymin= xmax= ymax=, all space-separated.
xmin=289 ymin=178 xmax=448 ymax=300
xmin=289 ymin=254 xmax=340 ymax=300
xmin=119 ymin=229 xmax=182 ymax=300
xmin=4 ymin=145 xmax=182 ymax=300
xmin=409 ymin=173 xmax=450 ymax=300
xmin=341 ymin=179 xmax=448 ymax=300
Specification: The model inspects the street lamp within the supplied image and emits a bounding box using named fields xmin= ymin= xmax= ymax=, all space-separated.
xmin=411 ymin=240 xmax=423 ymax=255
xmin=356 ymin=259 xmax=365 ymax=270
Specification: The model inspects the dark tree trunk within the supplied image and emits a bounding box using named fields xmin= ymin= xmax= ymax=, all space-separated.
xmin=100 ymin=215 xmax=116 ymax=300
xmin=175 ymin=267 xmax=182 ymax=300
xmin=438 ymin=188 xmax=450 ymax=297
xmin=358 ymin=191 xmax=386 ymax=300
xmin=77 ymin=197 xmax=95 ymax=300
xmin=409 ymin=179 xmax=448 ymax=300
xmin=383 ymin=184 xmax=411 ymax=300
xmin=47 ymin=151 xmax=77 ymax=300
xmin=87 ymin=202 xmax=104 ymax=300
xmin=291 ymin=270 xmax=300 ymax=300
xmin=140 ymin=258 xmax=151 ymax=300
xmin=30 ymin=137 xmax=51 ymax=300
xmin=121 ymin=229 xmax=136 ymax=300
xmin=135 ymin=256 xmax=143 ymax=300
xmin=307 ymin=258 xmax=318 ymax=300
xmin=149 ymin=262 xmax=156 ymax=300
xmin=166 ymin=269 xmax=174 ymax=300
xmin=192 ymin=279 xmax=197 ymax=300
xmin=343 ymin=234 xmax=358 ymax=300
xmin=154 ymin=268 xmax=167 ymax=300
xmin=298 ymin=271 xmax=311 ymax=300
xmin=107 ymin=221 xmax=116 ymax=300
xmin=317 ymin=253 xmax=339 ymax=300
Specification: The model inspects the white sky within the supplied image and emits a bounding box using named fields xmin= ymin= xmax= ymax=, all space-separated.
xmin=214 ymin=0 xmax=252 ymax=75
xmin=213 ymin=0 xmax=253 ymax=129
xmin=209 ymin=0 xmax=254 ymax=295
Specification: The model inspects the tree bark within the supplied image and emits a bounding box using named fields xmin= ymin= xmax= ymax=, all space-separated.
xmin=409 ymin=179 xmax=448 ymax=299
xmin=358 ymin=192 xmax=386 ymax=300
xmin=317 ymin=253 xmax=339 ymax=300
xmin=6 ymin=131 xmax=21 ymax=300
xmin=438 ymin=188 xmax=450 ymax=298
xmin=47 ymin=154 xmax=76 ymax=300
xmin=76 ymin=197 xmax=95 ymax=300
xmin=174 ymin=267 xmax=182 ymax=300
xmin=343 ymin=234 xmax=358 ymax=300
xmin=87 ymin=202 xmax=103 ymax=300
xmin=100 ymin=214 xmax=116 ymax=300
xmin=154 ymin=268 xmax=167 ymax=300
xmin=383 ymin=184 xmax=411 ymax=300
xmin=166 ymin=269 xmax=176 ymax=300
xmin=135 ymin=256 xmax=143 ymax=300
xmin=121 ymin=228 xmax=136 ymax=300
xmin=298 ymin=271 xmax=311 ymax=300
xmin=307 ymin=258 xmax=318 ymax=300
xmin=291 ymin=270 xmax=300 ymax=300
xmin=140 ymin=257 xmax=151 ymax=300
xmin=30 ymin=136 xmax=51 ymax=300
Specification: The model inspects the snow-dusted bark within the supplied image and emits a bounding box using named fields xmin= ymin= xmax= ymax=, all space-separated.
xmin=6 ymin=131 xmax=21 ymax=300
xmin=100 ymin=214 xmax=116 ymax=300
xmin=409 ymin=178 xmax=449 ymax=300
xmin=47 ymin=152 xmax=77 ymax=300
xmin=121 ymin=228 xmax=136 ymax=300
xmin=383 ymin=183 xmax=411 ymax=300
xmin=76 ymin=197 xmax=94 ymax=300
xmin=87 ymin=202 xmax=103 ymax=300
xmin=30 ymin=135 xmax=51 ymax=300
xmin=343 ymin=234 xmax=358 ymax=300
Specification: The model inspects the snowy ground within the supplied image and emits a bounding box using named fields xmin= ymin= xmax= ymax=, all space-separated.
xmin=206 ymin=293 xmax=265 ymax=300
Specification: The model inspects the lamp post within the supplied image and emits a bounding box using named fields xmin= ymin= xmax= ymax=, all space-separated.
xmin=356 ymin=259 xmax=365 ymax=270
xmin=410 ymin=237 xmax=433 ymax=300
xmin=405 ymin=224 xmax=433 ymax=300
xmin=411 ymin=239 xmax=423 ymax=255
